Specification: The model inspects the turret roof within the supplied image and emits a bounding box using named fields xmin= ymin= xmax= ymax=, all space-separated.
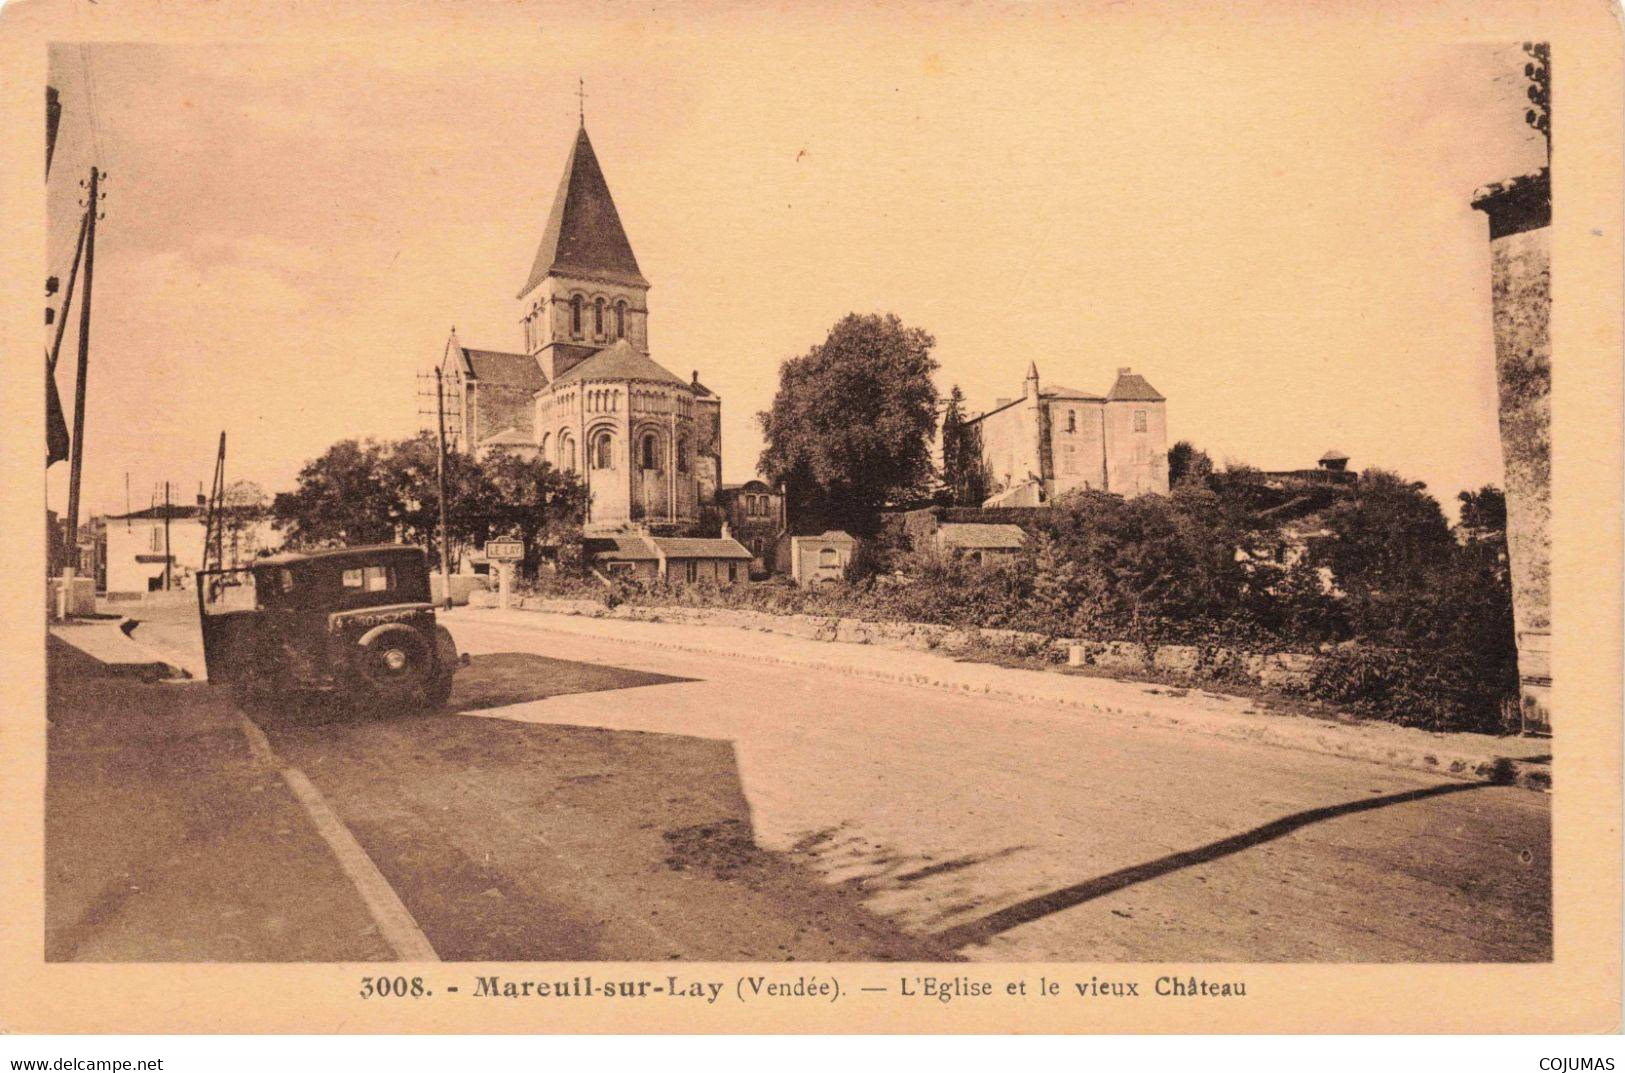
xmin=1107 ymin=369 xmax=1165 ymax=402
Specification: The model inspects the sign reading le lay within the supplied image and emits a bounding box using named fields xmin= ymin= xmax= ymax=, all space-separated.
xmin=484 ymin=540 xmax=524 ymax=561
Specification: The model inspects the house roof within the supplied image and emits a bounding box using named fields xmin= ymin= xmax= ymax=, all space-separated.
xmin=549 ymin=339 xmax=687 ymax=389
xmin=587 ymin=535 xmax=659 ymax=561
xmin=108 ymin=504 xmax=204 ymax=521
xmin=1107 ymin=369 xmax=1164 ymax=402
xmin=587 ymin=534 xmax=754 ymax=561
xmin=650 ymin=536 xmax=754 ymax=560
xmin=459 ymin=347 xmax=547 ymax=390
xmin=519 ymin=126 xmax=648 ymax=297
xmin=792 ymin=530 xmax=857 ymax=545
xmin=936 ymin=522 xmax=1027 ymax=550
xmin=1042 ymin=384 xmax=1102 ymax=400
xmin=689 ymin=373 xmax=716 ymax=398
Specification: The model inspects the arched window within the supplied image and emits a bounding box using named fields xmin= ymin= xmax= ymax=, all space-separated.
xmin=615 ymin=301 xmax=627 ymax=340
xmin=676 ymin=437 xmax=689 ymax=473
xmin=1067 ymin=410 xmax=1077 ymax=432
xmin=538 ymin=432 xmax=550 ymax=459
xmin=592 ymin=430 xmax=614 ymax=470
xmin=594 ymin=297 xmax=605 ymax=337
xmin=640 ymin=433 xmax=659 ymax=470
xmin=570 ymin=295 xmax=583 ymax=338
xmin=560 ymin=434 xmax=576 ymax=473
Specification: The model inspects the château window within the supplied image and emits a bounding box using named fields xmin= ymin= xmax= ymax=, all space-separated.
xmin=1067 ymin=410 xmax=1077 ymax=433
xmin=615 ymin=301 xmax=627 ymax=340
xmin=592 ymin=430 xmax=614 ymax=470
xmin=594 ymin=297 xmax=605 ymax=338
xmin=1134 ymin=410 xmax=1148 ymax=433
xmin=570 ymin=295 xmax=583 ymax=338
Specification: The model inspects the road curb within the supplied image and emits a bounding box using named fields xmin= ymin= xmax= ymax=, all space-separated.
xmin=460 ymin=608 xmax=1551 ymax=793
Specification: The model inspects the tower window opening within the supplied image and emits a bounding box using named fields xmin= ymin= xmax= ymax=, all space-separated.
xmin=1067 ymin=410 xmax=1076 ymax=432
xmin=615 ymin=301 xmax=627 ymax=340
xmin=594 ymin=297 xmax=605 ymax=338
xmin=1134 ymin=410 xmax=1148 ymax=433
xmin=570 ymin=295 xmax=583 ymax=338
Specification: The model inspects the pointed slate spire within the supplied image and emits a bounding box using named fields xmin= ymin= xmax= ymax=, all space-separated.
xmin=518 ymin=126 xmax=647 ymax=298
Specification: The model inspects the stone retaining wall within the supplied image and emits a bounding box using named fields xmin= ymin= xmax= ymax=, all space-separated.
xmin=488 ymin=593 xmax=1328 ymax=691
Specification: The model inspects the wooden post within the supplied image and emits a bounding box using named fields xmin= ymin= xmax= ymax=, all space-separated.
xmin=61 ymin=168 xmax=99 ymax=610
xmin=163 ymin=481 xmax=172 ymax=591
xmin=434 ymin=363 xmax=453 ymax=608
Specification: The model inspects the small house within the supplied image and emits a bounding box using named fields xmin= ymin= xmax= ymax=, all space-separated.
xmin=787 ymin=531 xmax=857 ymax=586
xmin=588 ymin=532 xmax=753 ymax=585
xmin=934 ymin=522 xmax=1026 ymax=565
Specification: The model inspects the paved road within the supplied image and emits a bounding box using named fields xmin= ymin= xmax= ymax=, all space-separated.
xmin=57 ymin=601 xmax=1551 ymax=962
xmin=436 ymin=612 xmax=1550 ymax=962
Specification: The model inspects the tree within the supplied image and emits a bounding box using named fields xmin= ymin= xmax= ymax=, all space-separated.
xmin=939 ymin=384 xmax=989 ymax=508
xmin=477 ymin=452 xmax=588 ymax=575
xmin=273 ymin=434 xmax=588 ymax=572
xmin=272 ymin=439 xmax=397 ymax=548
xmin=1309 ymin=469 xmax=1456 ymax=600
xmin=1457 ymin=485 xmax=1508 ymax=543
xmin=219 ymin=479 xmax=270 ymax=565
xmin=757 ymin=313 xmax=940 ymax=535
xmin=1167 ymin=440 xmax=1214 ymax=488
xmin=273 ymin=434 xmax=491 ymax=560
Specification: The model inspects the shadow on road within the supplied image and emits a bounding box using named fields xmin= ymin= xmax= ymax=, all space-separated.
xmin=933 ymin=781 xmax=1490 ymax=950
xmin=239 ymin=652 xmax=698 ymax=726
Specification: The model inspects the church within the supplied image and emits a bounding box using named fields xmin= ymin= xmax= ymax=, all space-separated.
xmin=440 ymin=121 xmax=752 ymax=573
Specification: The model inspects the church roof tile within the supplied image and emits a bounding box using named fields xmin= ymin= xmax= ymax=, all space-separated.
xmin=519 ymin=126 xmax=647 ymax=297
xmin=461 ymin=347 xmax=546 ymax=390
xmin=549 ymin=339 xmax=687 ymax=388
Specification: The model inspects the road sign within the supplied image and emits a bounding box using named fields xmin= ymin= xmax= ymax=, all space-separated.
xmin=484 ymin=539 xmax=525 ymax=562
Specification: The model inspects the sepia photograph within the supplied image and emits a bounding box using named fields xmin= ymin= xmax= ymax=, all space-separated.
xmin=6 ymin=0 xmax=1621 ymax=1044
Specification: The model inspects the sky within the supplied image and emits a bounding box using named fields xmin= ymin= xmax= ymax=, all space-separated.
xmin=44 ymin=7 xmax=1548 ymax=519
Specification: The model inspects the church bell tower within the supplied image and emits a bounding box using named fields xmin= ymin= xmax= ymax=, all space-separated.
xmin=517 ymin=122 xmax=651 ymax=382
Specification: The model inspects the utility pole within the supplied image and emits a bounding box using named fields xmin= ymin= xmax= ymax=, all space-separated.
xmin=202 ymin=431 xmax=226 ymax=573
xmin=63 ymin=166 xmax=101 ymax=600
xmin=434 ymin=363 xmax=453 ymax=608
xmin=162 ymin=480 xmax=172 ymax=591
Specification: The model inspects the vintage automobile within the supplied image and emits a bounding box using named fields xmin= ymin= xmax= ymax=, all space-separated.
xmin=197 ymin=544 xmax=459 ymax=709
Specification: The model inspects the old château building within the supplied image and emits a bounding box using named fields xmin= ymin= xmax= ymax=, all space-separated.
xmin=968 ymin=364 xmax=1169 ymax=506
xmin=441 ymin=121 xmax=745 ymax=570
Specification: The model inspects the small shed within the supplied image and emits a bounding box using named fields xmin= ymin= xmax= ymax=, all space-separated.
xmin=788 ymin=531 xmax=857 ymax=586
xmin=934 ymin=522 xmax=1027 ymax=565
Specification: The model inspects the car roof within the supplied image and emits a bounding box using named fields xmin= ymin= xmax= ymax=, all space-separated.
xmin=253 ymin=543 xmax=424 ymax=568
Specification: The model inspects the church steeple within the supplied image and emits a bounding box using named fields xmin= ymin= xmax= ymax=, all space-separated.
xmin=518 ymin=125 xmax=647 ymax=299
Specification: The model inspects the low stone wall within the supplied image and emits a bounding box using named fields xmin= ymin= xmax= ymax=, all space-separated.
xmin=507 ymin=595 xmax=1328 ymax=692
